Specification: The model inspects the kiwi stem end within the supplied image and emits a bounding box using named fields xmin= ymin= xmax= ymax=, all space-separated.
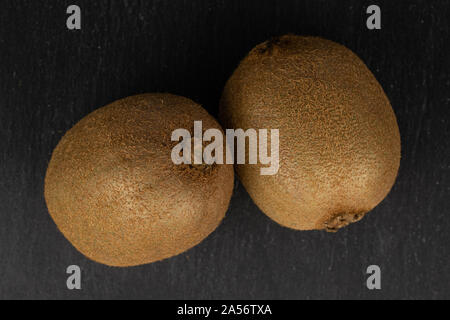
xmin=324 ymin=212 xmax=366 ymax=233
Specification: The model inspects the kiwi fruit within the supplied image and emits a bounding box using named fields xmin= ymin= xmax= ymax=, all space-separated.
xmin=220 ymin=35 xmax=401 ymax=232
xmin=45 ymin=94 xmax=234 ymax=267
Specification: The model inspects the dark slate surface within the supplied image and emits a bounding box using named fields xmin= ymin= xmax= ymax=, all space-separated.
xmin=0 ymin=0 xmax=448 ymax=300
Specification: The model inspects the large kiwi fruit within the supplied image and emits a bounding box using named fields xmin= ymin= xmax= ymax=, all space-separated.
xmin=45 ymin=94 xmax=234 ymax=267
xmin=220 ymin=35 xmax=401 ymax=232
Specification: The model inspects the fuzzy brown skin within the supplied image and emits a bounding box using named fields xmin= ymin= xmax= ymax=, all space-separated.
xmin=45 ymin=94 xmax=234 ymax=267
xmin=220 ymin=35 xmax=401 ymax=232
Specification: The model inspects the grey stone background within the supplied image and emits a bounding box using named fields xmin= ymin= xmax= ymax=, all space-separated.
xmin=0 ymin=0 xmax=448 ymax=299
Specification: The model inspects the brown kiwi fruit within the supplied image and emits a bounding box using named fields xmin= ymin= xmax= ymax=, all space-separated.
xmin=220 ymin=35 xmax=401 ymax=232
xmin=45 ymin=94 xmax=234 ymax=267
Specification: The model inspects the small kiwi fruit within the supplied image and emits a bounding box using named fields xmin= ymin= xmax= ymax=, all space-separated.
xmin=45 ymin=94 xmax=234 ymax=267
xmin=220 ymin=35 xmax=401 ymax=232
